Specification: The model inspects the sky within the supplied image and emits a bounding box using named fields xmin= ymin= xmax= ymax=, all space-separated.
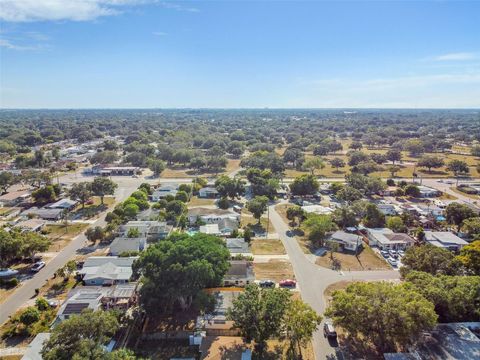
xmin=0 ymin=0 xmax=479 ymax=109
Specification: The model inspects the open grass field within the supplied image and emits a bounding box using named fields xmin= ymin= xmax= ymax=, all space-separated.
xmin=161 ymin=158 xmax=241 ymax=179
xmin=254 ymin=259 xmax=295 ymax=282
xmin=251 ymin=239 xmax=286 ymax=255
xmin=316 ymin=245 xmax=390 ymax=271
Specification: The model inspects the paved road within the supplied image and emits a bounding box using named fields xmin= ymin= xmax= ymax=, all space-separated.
xmin=269 ymin=201 xmax=400 ymax=360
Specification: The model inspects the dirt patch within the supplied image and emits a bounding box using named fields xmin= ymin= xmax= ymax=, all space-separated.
xmin=316 ymin=246 xmax=390 ymax=271
xmin=251 ymin=239 xmax=286 ymax=255
xmin=254 ymin=260 xmax=295 ymax=282
xmin=188 ymin=196 xmax=216 ymax=207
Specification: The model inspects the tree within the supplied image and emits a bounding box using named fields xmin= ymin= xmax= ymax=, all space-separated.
xmin=283 ymin=147 xmax=305 ymax=169
xmin=246 ymin=168 xmax=279 ymax=199
xmin=123 ymin=203 xmax=139 ymax=219
xmin=404 ymin=139 xmax=425 ymax=157
xmin=303 ymin=156 xmax=325 ymax=176
xmin=399 ymin=244 xmax=459 ymax=277
xmin=362 ymin=203 xmax=385 ymax=228
xmin=215 ymin=175 xmax=245 ymax=200
xmin=56 ymin=260 xmax=77 ymax=281
xmin=353 ymin=160 xmax=378 ymax=176
xmin=286 ymin=206 xmax=306 ymax=227
xmin=456 ymin=240 xmax=480 ymax=275
xmin=446 ymin=159 xmax=469 ymax=178
xmin=336 ymin=186 xmax=362 ymax=203
xmin=405 ymin=271 xmax=480 ymax=322
xmin=21 ymin=232 xmax=51 ymax=262
xmin=349 ymin=141 xmax=363 ymax=151
xmin=388 ymin=165 xmax=401 ymax=178
xmin=461 ymin=217 xmax=480 ymax=238
xmin=0 ymin=229 xmax=23 ymax=267
xmin=386 ymin=216 xmax=406 ymax=233
xmin=41 ymin=310 xmax=119 ymax=360
xmin=417 ymin=155 xmax=444 ymax=172
xmin=32 ymin=185 xmax=57 ymax=205
xmin=20 ymin=307 xmax=40 ymax=326
xmin=289 ymin=174 xmax=319 ymax=196
xmin=283 ymin=299 xmax=322 ymax=358
xmin=91 ymin=177 xmax=117 ymax=205
xmin=85 ymin=226 xmax=105 ymax=243
xmin=329 ymin=158 xmax=345 ymax=172
xmin=134 ymin=233 xmax=230 ymax=315
xmin=325 ymin=281 xmax=437 ymax=352
xmin=69 ymin=182 xmax=92 ymax=208
xmin=227 ymin=284 xmax=291 ymax=350
xmin=445 ymin=202 xmax=475 ymax=230
xmin=386 ymin=149 xmax=402 ymax=165
xmin=404 ymin=184 xmax=420 ymax=198
xmin=90 ymin=151 xmax=119 ymax=165
xmin=148 ymin=159 xmax=166 ymax=177
xmin=246 ymin=196 xmax=269 ymax=223
xmin=332 ymin=206 xmax=359 ymax=228
xmin=302 ymin=214 xmax=337 ymax=247
xmin=0 ymin=171 xmax=14 ymax=194
xmin=347 ymin=151 xmax=369 ymax=166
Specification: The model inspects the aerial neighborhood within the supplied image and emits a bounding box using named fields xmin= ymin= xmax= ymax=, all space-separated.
xmin=0 ymin=109 xmax=478 ymax=360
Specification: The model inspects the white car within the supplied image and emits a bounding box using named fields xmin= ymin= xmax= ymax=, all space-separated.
xmin=387 ymin=257 xmax=398 ymax=267
xmin=30 ymin=261 xmax=46 ymax=273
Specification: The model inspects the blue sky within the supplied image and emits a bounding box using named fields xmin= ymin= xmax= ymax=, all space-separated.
xmin=1 ymin=0 xmax=479 ymax=108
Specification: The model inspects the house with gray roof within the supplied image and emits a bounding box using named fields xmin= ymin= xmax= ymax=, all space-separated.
xmin=329 ymin=230 xmax=363 ymax=252
xmin=366 ymin=228 xmax=415 ymax=250
xmin=424 ymin=231 xmax=468 ymax=251
xmin=23 ymin=207 xmax=64 ymax=221
xmin=79 ymin=256 xmax=136 ymax=286
xmin=223 ymin=260 xmax=254 ymax=287
xmin=118 ymin=220 xmax=171 ymax=240
xmin=225 ymin=238 xmax=250 ymax=254
xmin=109 ymin=237 xmax=147 ymax=256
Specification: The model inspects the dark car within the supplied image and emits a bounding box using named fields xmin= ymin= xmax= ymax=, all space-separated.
xmin=279 ymin=279 xmax=296 ymax=288
xmin=259 ymin=280 xmax=275 ymax=288
xmin=323 ymin=321 xmax=337 ymax=339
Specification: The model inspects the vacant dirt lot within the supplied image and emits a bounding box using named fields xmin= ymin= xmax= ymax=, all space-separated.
xmin=251 ymin=239 xmax=286 ymax=255
xmin=254 ymin=259 xmax=295 ymax=282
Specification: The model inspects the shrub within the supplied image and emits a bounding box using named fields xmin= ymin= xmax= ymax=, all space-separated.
xmin=36 ymin=297 xmax=50 ymax=311
xmin=217 ymin=197 xmax=230 ymax=209
xmin=20 ymin=307 xmax=40 ymax=326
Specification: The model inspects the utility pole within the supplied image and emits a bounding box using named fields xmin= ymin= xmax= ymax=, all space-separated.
xmin=266 ymin=204 xmax=270 ymax=239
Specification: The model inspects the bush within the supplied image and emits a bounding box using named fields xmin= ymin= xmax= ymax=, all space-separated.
xmin=0 ymin=277 xmax=19 ymax=289
xmin=386 ymin=179 xmax=395 ymax=186
xmin=36 ymin=297 xmax=50 ymax=311
xmin=20 ymin=307 xmax=40 ymax=326
xmin=217 ymin=197 xmax=230 ymax=209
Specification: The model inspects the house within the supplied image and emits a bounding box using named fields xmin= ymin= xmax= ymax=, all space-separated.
xmin=377 ymin=204 xmax=397 ymax=216
xmin=417 ymin=185 xmax=441 ymax=198
xmin=424 ymin=231 xmax=468 ymax=251
xmin=196 ymin=289 xmax=242 ymax=336
xmin=0 ymin=190 xmax=31 ymax=207
xmin=118 ymin=220 xmax=171 ymax=240
xmin=225 ymin=238 xmax=250 ymax=254
xmin=56 ymin=289 xmax=103 ymax=321
xmin=188 ymin=207 xmax=240 ymax=226
xmin=109 ymin=237 xmax=147 ymax=256
xmin=23 ymin=207 xmax=64 ymax=221
xmin=101 ymin=166 xmax=140 ymax=176
xmin=198 ymin=187 xmax=219 ymax=198
xmin=14 ymin=218 xmax=46 ymax=232
xmin=329 ymin=230 xmax=363 ymax=252
xmin=223 ymin=260 xmax=254 ymax=287
xmin=22 ymin=332 xmax=51 ymax=360
xmin=46 ymin=198 xmax=77 ymax=210
xmin=416 ymin=204 xmax=444 ymax=217
xmin=79 ymin=256 xmax=136 ymax=286
xmin=301 ymin=205 xmax=334 ymax=215
xmin=366 ymin=228 xmax=415 ymax=250
xmin=379 ymin=186 xmax=398 ymax=197
xmin=200 ymin=224 xmax=222 ymax=236
xmin=151 ymin=185 xmax=178 ymax=201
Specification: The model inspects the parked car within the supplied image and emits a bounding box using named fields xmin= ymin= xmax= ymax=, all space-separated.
xmin=323 ymin=321 xmax=337 ymax=339
xmin=380 ymin=250 xmax=389 ymax=258
xmin=387 ymin=257 xmax=398 ymax=267
xmin=30 ymin=261 xmax=46 ymax=273
xmin=279 ymin=279 xmax=296 ymax=288
xmin=259 ymin=280 xmax=275 ymax=288
xmin=388 ymin=250 xmax=398 ymax=259
xmin=397 ymin=250 xmax=405 ymax=257
xmin=0 ymin=268 xmax=19 ymax=279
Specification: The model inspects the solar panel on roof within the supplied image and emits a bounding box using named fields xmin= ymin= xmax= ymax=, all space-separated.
xmin=63 ymin=303 xmax=90 ymax=315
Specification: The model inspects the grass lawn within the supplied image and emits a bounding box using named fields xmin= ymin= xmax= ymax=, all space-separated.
xmin=225 ymin=158 xmax=241 ymax=173
xmin=44 ymin=223 xmax=89 ymax=240
xmin=241 ymin=214 xmax=275 ymax=234
xmin=39 ymin=275 xmax=78 ymax=301
xmin=188 ymin=196 xmax=216 ymax=207
xmin=251 ymin=239 xmax=286 ymax=255
xmin=316 ymin=245 xmax=390 ymax=271
xmin=90 ymin=196 xmax=115 ymax=207
xmin=254 ymin=259 xmax=295 ymax=282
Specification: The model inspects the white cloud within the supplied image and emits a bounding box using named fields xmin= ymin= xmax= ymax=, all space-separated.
xmin=0 ymin=0 xmax=146 ymax=22
xmin=432 ymin=52 xmax=477 ymax=61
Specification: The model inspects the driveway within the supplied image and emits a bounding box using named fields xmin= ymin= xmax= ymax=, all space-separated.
xmin=269 ymin=201 xmax=400 ymax=360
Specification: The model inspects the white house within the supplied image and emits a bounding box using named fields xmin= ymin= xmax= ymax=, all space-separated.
xmin=377 ymin=204 xmax=397 ymax=216
xmin=79 ymin=256 xmax=136 ymax=286
xmin=417 ymin=185 xmax=441 ymax=198
xmin=366 ymin=228 xmax=415 ymax=250
xmin=424 ymin=231 xmax=468 ymax=251
xmin=109 ymin=237 xmax=147 ymax=256
xmin=329 ymin=231 xmax=363 ymax=252
xmin=188 ymin=207 xmax=240 ymax=226
xmin=198 ymin=187 xmax=219 ymax=198
xmin=151 ymin=185 xmax=178 ymax=201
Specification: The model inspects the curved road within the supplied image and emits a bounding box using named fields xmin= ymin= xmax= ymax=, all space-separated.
xmin=269 ymin=201 xmax=400 ymax=360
